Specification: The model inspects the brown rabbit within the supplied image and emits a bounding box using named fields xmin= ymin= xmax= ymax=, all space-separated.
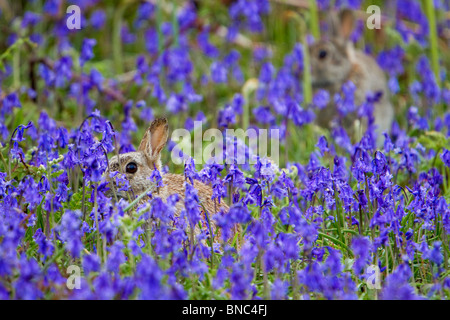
xmin=309 ymin=9 xmax=394 ymax=143
xmin=104 ymin=118 xmax=228 ymax=233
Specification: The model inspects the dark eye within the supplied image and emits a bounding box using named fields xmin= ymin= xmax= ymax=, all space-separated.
xmin=318 ymin=49 xmax=327 ymax=60
xmin=126 ymin=162 xmax=137 ymax=174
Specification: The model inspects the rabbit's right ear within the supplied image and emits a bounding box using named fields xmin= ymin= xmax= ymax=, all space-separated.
xmin=138 ymin=118 xmax=169 ymax=159
xmin=326 ymin=9 xmax=355 ymax=42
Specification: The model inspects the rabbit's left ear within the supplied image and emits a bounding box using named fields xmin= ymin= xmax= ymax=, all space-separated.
xmin=139 ymin=118 xmax=169 ymax=158
xmin=338 ymin=9 xmax=355 ymax=41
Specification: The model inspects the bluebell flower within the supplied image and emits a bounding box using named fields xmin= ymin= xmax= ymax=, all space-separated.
xmin=351 ymin=236 xmax=372 ymax=275
xmin=381 ymin=263 xmax=422 ymax=300
xmin=80 ymin=38 xmax=96 ymax=67
xmin=90 ymin=9 xmax=106 ymax=29
xmin=313 ymin=90 xmax=330 ymax=110
xmin=210 ymin=61 xmax=228 ymax=83
xmin=21 ymin=12 xmax=41 ymax=28
xmin=82 ymin=253 xmax=101 ymax=275
xmin=425 ymin=241 xmax=443 ymax=266
xmin=253 ymin=105 xmax=275 ymax=124
xmin=57 ymin=210 xmax=83 ymax=258
xmin=198 ymin=29 xmax=219 ymax=58
xmin=33 ymin=228 xmax=54 ymax=261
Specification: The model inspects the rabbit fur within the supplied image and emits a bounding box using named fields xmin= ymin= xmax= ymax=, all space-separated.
xmin=105 ymin=118 xmax=228 ymax=234
xmin=309 ymin=9 xmax=394 ymax=143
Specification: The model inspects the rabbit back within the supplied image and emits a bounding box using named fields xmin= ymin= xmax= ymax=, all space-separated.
xmin=138 ymin=173 xmax=228 ymax=228
xmin=350 ymin=50 xmax=394 ymax=138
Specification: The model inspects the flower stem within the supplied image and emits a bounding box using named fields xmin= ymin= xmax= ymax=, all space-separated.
xmin=157 ymin=0 xmax=163 ymax=54
xmin=113 ymin=3 xmax=126 ymax=74
xmin=13 ymin=45 xmax=20 ymax=89
xmin=242 ymin=79 xmax=259 ymax=130
xmin=308 ymin=0 xmax=320 ymax=40
xmin=123 ymin=183 xmax=156 ymax=212
xmin=423 ymin=0 xmax=440 ymax=87
xmin=94 ymin=184 xmax=101 ymax=260
xmin=171 ymin=2 xmax=179 ymax=48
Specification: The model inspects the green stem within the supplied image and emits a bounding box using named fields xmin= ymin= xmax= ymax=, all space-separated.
xmin=287 ymin=12 xmax=313 ymax=105
xmin=318 ymin=232 xmax=353 ymax=257
xmin=113 ymin=3 xmax=126 ymax=74
xmin=172 ymin=2 xmax=179 ymax=48
xmin=260 ymin=250 xmax=269 ymax=300
xmin=242 ymin=79 xmax=258 ymax=130
xmin=334 ymin=183 xmax=346 ymax=246
xmin=94 ymin=185 xmax=101 ymax=260
xmin=308 ymin=0 xmax=320 ymax=40
xmin=423 ymin=0 xmax=440 ymax=87
xmin=46 ymin=161 xmax=54 ymax=240
xmin=157 ymin=0 xmax=163 ymax=54
xmin=123 ymin=183 xmax=156 ymax=212
xmin=42 ymin=246 xmax=65 ymax=272
xmin=201 ymin=202 xmax=216 ymax=269
xmin=13 ymin=45 xmax=20 ymax=89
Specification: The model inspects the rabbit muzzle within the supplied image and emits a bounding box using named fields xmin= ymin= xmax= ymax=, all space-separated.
xmin=104 ymin=187 xmax=132 ymax=200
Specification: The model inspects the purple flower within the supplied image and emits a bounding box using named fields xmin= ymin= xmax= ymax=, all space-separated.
xmin=259 ymin=62 xmax=274 ymax=84
xmin=22 ymin=12 xmax=41 ymax=28
xmin=377 ymin=46 xmax=405 ymax=76
xmin=313 ymin=90 xmax=330 ymax=110
xmin=441 ymin=149 xmax=450 ymax=167
xmin=57 ymin=210 xmax=83 ymax=258
xmin=80 ymin=38 xmax=96 ymax=66
xmin=316 ymin=136 xmax=329 ymax=155
xmin=210 ymin=61 xmax=228 ymax=83
xmin=253 ymin=106 xmax=275 ymax=124
xmin=425 ymin=241 xmax=443 ymax=266
xmin=381 ymin=263 xmax=422 ymax=300
xmin=351 ymin=237 xmax=372 ymax=275
xmin=135 ymin=2 xmax=155 ymax=28
xmin=135 ymin=254 xmax=166 ymax=299
xmin=90 ymin=10 xmax=106 ymax=29
xmin=218 ymin=105 xmax=236 ymax=128
xmin=83 ymin=253 xmax=101 ymax=275
xmin=106 ymin=241 xmax=125 ymax=273
xmin=198 ymin=29 xmax=219 ymax=58
xmin=185 ymin=182 xmax=201 ymax=227
xmin=33 ymin=228 xmax=54 ymax=261
xmin=271 ymin=279 xmax=287 ymax=300
xmin=229 ymin=0 xmax=270 ymax=33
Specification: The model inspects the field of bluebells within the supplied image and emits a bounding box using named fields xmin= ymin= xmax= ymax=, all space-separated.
xmin=1 ymin=0 xmax=450 ymax=300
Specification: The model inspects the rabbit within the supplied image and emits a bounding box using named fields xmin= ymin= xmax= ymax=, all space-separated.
xmin=104 ymin=118 xmax=228 ymax=235
xmin=309 ymin=9 xmax=394 ymax=145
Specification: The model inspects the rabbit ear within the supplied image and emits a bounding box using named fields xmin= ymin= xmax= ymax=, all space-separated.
xmin=337 ymin=9 xmax=355 ymax=41
xmin=325 ymin=10 xmax=341 ymax=39
xmin=325 ymin=9 xmax=355 ymax=42
xmin=138 ymin=118 xmax=169 ymax=158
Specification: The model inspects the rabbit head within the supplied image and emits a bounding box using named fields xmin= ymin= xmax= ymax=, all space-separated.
xmin=105 ymin=118 xmax=169 ymax=198
xmin=310 ymin=9 xmax=356 ymax=91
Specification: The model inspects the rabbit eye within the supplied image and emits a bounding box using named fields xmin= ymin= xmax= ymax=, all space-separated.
xmin=126 ymin=162 xmax=138 ymax=174
xmin=318 ymin=50 xmax=327 ymax=60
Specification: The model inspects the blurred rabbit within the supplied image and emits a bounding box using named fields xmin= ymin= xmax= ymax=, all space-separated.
xmin=309 ymin=9 xmax=394 ymax=143
xmin=105 ymin=118 xmax=228 ymax=233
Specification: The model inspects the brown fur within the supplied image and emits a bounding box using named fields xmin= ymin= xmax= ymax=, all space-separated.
xmin=309 ymin=9 xmax=394 ymax=144
xmin=104 ymin=118 xmax=229 ymax=235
